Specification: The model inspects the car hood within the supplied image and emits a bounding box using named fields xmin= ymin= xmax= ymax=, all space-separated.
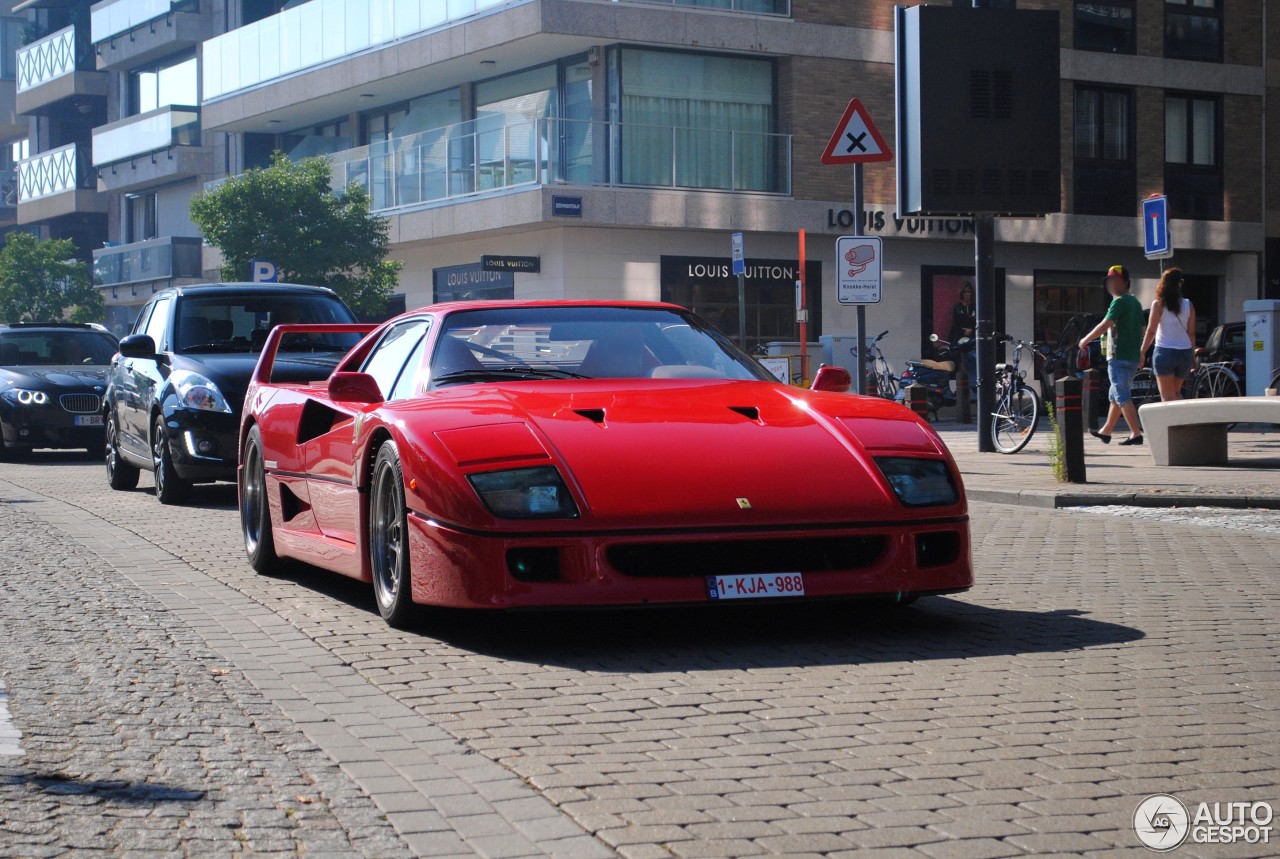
xmin=420 ymin=380 xmax=959 ymax=531
xmin=173 ymin=352 xmax=344 ymax=408
xmin=1 ymin=365 xmax=109 ymax=389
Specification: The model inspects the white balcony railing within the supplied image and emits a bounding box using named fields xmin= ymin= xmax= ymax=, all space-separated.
xmin=16 ymin=26 xmax=83 ymax=93
xmin=93 ymin=236 xmax=202 ymax=287
xmin=91 ymin=0 xmax=193 ymax=44
xmin=92 ymin=105 xmax=201 ymax=166
xmin=202 ymin=0 xmax=531 ymax=101
xmin=17 ymin=143 xmax=93 ymax=203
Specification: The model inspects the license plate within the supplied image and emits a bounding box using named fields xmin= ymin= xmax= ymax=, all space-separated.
xmin=706 ymin=573 xmax=805 ymax=600
xmin=74 ymin=415 xmax=103 ymax=426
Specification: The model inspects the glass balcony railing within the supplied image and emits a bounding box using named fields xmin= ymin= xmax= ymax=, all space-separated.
xmin=93 ymin=235 xmax=202 ymax=287
xmin=320 ymin=116 xmax=790 ymax=211
xmin=203 ymin=0 xmax=529 ymax=101
xmin=92 ymin=105 xmax=201 ymax=166
xmin=615 ymin=0 xmax=790 ymax=14
xmin=17 ymin=143 xmax=95 ymax=203
xmin=91 ymin=0 xmax=198 ymax=44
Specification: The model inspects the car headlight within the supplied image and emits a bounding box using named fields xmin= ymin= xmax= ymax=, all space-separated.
xmin=2 ymin=388 xmax=50 ymax=405
xmin=468 ymin=467 xmax=579 ymax=519
xmin=875 ymin=457 xmax=959 ymax=507
xmin=170 ymin=370 xmax=233 ymax=413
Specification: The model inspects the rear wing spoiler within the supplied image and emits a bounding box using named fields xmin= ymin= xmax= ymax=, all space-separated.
xmin=252 ymin=323 xmax=379 ymax=386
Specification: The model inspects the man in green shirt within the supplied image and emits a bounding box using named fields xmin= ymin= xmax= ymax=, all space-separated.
xmin=1079 ymin=265 xmax=1145 ymax=445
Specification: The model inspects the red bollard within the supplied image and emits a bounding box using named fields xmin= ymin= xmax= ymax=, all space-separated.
xmin=955 ymin=369 xmax=972 ymax=424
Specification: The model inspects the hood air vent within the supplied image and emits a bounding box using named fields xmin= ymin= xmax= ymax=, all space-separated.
xmin=728 ymin=406 xmax=760 ymax=422
xmin=574 ymin=408 xmax=606 ymax=425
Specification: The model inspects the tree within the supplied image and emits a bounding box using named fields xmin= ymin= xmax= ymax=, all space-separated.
xmin=190 ymin=153 xmax=402 ymax=319
xmin=0 ymin=233 xmax=102 ymax=324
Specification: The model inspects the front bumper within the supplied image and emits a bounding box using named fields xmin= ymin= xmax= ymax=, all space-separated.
xmin=0 ymin=402 xmax=105 ymax=451
xmin=161 ymin=407 xmax=240 ymax=482
xmin=405 ymin=513 xmax=973 ymax=610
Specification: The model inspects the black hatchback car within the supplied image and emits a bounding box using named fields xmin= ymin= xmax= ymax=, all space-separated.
xmin=0 ymin=323 xmax=119 ymax=458
xmin=105 ymin=283 xmax=360 ymax=504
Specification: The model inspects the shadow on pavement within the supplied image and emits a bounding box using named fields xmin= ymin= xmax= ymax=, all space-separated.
xmin=275 ymin=567 xmax=1144 ymax=670
xmin=4 ymin=771 xmax=206 ymax=804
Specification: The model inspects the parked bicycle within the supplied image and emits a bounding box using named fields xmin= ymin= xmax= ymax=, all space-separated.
xmin=864 ymin=330 xmax=900 ymax=400
xmin=990 ymin=333 xmax=1043 ymax=454
xmin=1131 ymin=358 xmax=1242 ymax=406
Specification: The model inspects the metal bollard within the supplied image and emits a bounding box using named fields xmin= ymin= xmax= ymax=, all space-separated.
xmin=955 ymin=369 xmax=972 ymax=424
xmin=906 ymin=382 xmax=931 ymax=422
xmin=1081 ymin=368 xmax=1101 ymax=431
xmin=1055 ymin=377 xmax=1087 ymax=484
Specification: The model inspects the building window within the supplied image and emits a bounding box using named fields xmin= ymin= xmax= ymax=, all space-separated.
xmin=1034 ymin=272 xmax=1112 ymax=351
xmin=1075 ymin=1 xmax=1136 ymax=53
xmin=612 ymin=49 xmax=781 ymax=193
xmin=1165 ymin=93 xmax=1222 ymax=219
xmin=0 ymin=18 xmax=23 ymax=80
xmin=1165 ymin=0 xmax=1221 ymax=62
xmin=1073 ymin=86 xmax=1135 ymax=216
xmin=131 ymin=54 xmax=198 ymax=115
xmin=126 ymin=192 xmax=159 ymax=243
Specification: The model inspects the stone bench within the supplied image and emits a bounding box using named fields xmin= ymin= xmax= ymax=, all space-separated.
xmin=1137 ymin=397 xmax=1280 ymax=466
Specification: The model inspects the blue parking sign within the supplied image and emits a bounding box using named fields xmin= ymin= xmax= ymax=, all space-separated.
xmin=1143 ymin=195 xmax=1172 ymax=260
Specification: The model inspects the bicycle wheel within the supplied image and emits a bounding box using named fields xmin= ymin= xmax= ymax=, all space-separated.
xmin=1270 ymin=368 xmax=1280 ymax=394
xmin=876 ymin=372 xmax=899 ymax=400
xmin=990 ymin=384 xmax=1041 ymax=454
xmin=1193 ymin=365 xmax=1242 ymax=399
xmin=1130 ymin=368 xmax=1160 ymax=407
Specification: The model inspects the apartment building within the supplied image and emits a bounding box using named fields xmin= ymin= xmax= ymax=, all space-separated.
xmin=4 ymin=0 xmax=1277 ymax=362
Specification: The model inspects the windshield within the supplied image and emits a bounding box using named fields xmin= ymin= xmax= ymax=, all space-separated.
xmin=0 ymin=330 xmax=118 ymax=366
xmin=176 ymin=294 xmax=359 ymax=355
xmin=430 ymin=306 xmax=773 ymax=387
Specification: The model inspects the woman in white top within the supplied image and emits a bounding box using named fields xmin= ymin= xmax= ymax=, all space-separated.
xmin=1139 ymin=267 xmax=1196 ymax=402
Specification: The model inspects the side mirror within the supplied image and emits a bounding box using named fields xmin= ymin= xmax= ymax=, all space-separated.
xmin=328 ymin=371 xmax=385 ymax=405
xmin=118 ymin=334 xmax=156 ymax=360
xmin=810 ymin=365 xmax=852 ymax=394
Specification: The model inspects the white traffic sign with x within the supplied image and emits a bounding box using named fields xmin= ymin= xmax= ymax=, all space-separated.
xmin=821 ymin=99 xmax=893 ymax=166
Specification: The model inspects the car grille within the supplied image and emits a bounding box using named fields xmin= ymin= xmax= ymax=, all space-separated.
xmin=607 ymin=536 xmax=887 ymax=578
xmin=60 ymin=393 xmax=102 ymax=414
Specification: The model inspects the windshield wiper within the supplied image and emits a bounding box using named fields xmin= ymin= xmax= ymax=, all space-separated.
xmin=434 ymin=366 xmax=589 ymax=384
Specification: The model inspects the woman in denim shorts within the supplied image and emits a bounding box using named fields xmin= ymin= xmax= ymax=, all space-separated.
xmin=1140 ymin=268 xmax=1196 ymax=402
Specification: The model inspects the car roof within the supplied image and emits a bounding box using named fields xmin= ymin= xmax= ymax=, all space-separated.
xmin=0 ymin=322 xmax=112 ymax=331
xmin=154 ymin=282 xmax=341 ymax=299
xmin=414 ymin=299 xmax=689 ymax=318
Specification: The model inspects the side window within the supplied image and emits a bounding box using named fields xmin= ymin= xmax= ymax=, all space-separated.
xmin=362 ymin=319 xmax=430 ymax=399
xmin=143 ymin=297 xmax=172 ymax=350
xmin=389 ymin=330 xmax=430 ymax=401
xmin=132 ymin=302 xmax=155 ymax=336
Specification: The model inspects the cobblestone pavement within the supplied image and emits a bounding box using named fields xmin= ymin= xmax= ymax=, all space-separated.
xmin=2 ymin=455 xmax=1280 ymax=858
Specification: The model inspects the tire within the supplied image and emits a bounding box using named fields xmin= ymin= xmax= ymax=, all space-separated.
xmin=240 ymin=425 xmax=286 ymax=575
xmin=1193 ymin=365 xmax=1242 ymax=399
xmin=105 ymin=410 xmax=139 ymax=491
xmin=369 ymin=440 xmax=417 ymax=628
xmin=152 ymin=414 xmax=191 ymax=505
xmin=990 ymin=384 xmax=1041 ymax=454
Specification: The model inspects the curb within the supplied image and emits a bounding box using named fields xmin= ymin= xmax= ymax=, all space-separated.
xmin=968 ymin=487 xmax=1280 ymax=510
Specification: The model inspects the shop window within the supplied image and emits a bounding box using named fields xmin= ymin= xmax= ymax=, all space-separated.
xmin=1075 ymin=1 xmax=1136 ymax=53
xmin=1073 ymin=86 xmax=1135 ymax=216
xmin=1165 ymin=93 xmax=1222 ymax=220
xmin=1034 ymin=271 xmax=1111 ymax=351
xmin=1165 ymin=0 xmax=1222 ymax=62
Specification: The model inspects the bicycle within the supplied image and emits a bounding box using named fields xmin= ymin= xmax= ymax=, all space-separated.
xmin=863 ymin=330 xmax=900 ymax=400
xmin=1131 ymin=358 xmax=1241 ymax=406
xmin=989 ymin=333 xmax=1043 ymax=454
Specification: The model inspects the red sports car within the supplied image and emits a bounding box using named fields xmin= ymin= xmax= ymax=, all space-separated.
xmin=238 ymin=301 xmax=972 ymax=627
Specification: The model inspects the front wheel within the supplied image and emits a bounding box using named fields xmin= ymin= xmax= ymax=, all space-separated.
xmin=991 ymin=384 xmax=1041 ymax=454
xmin=1193 ymin=365 xmax=1242 ymax=399
xmin=369 ymin=440 xmax=417 ymax=628
xmin=105 ymin=411 xmax=139 ymax=490
xmin=152 ymin=415 xmax=191 ymax=505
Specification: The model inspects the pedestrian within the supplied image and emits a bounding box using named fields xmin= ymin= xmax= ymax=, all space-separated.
xmin=1078 ymin=265 xmax=1145 ymax=446
xmin=949 ymin=280 xmax=978 ymax=398
xmin=1139 ymin=267 xmax=1196 ymax=402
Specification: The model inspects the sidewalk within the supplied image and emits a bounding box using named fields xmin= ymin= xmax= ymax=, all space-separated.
xmin=934 ymin=421 xmax=1280 ymax=508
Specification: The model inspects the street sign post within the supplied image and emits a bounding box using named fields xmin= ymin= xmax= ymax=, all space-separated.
xmin=731 ymin=232 xmax=746 ymax=348
xmin=1143 ymin=195 xmax=1173 ymax=260
xmin=823 ymin=98 xmax=892 ymax=393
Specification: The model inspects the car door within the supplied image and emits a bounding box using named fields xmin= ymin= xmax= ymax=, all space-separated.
xmin=125 ymin=295 xmax=174 ymax=455
xmin=304 ymin=318 xmax=431 ymax=544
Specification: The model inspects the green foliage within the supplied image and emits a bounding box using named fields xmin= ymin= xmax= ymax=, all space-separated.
xmin=0 ymin=233 xmax=102 ymax=324
xmin=189 ymin=153 xmax=402 ymax=319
